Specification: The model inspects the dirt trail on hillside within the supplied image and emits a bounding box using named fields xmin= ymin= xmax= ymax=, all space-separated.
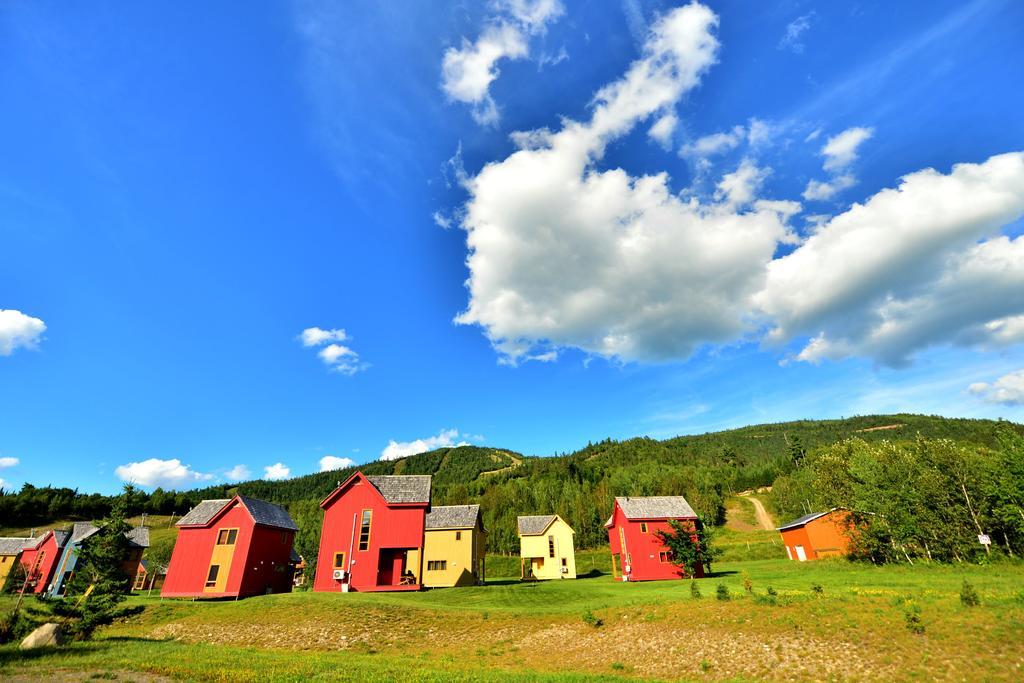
xmin=738 ymin=493 xmax=775 ymax=530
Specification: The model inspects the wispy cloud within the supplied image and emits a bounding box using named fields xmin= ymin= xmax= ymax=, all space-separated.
xmin=299 ymin=326 xmax=368 ymax=375
xmin=381 ymin=428 xmax=473 ymax=461
xmin=778 ymin=13 xmax=814 ymax=54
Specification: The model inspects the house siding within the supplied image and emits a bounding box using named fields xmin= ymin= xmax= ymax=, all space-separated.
xmin=779 ymin=510 xmax=852 ymax=561
xmin=606 ymin=502 xmax=702 ymax=581
xmin=422 ymin=525 xmax=486 ymax=588
xmin=520 ymin=517 xmax=576 ymax=580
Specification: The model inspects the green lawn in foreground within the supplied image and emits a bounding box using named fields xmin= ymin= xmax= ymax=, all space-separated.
xmin=2 ymin=557 xmax=1023 ymax=682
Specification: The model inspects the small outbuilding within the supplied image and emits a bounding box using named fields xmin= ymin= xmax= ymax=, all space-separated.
xmin=0 ymin=537 xmax=33 ymax=588
xmin=517 ymin=515 xmax=576 ymax=580
xmin=777 ymin=508 xmax=852 ymax=561
xmin=314 ymin=472 xmax=431 ymax=592
xmin=161 ymin=496 xmax=297 ymax=598
xmin=422 ymin=504 xmax=486 ymax=587
xmin=18 ymin=530 xmax=69 ymax=594
xmin=49 ymin=523 xmax=149 ymax=597
xmin=605 ymin=495 xmax=704 ymax=581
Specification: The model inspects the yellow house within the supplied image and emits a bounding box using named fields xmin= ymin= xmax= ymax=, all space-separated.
xmin=422 ymin=505 xmax=486 ymax=588
xmin=0 ymin=537 xmax=31 ymax=586
xmin=517 ymin=515 xmax=576 ymax=580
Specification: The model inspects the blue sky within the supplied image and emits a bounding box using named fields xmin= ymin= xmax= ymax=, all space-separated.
xmin=2 ymin=0 xmax=1023 ymax=494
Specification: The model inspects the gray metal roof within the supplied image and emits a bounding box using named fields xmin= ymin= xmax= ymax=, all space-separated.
xmin=367 ymin=475 xmax=432 ymax=504
xmin=777 ymin=510 xmax=829 ymax=531
xmin=238 ymin=496 xmax=298 ymax=531
xmin=176 ymin=499 xmax=231 ymax=527
xmin=71 ymin=522 xmax=100 ymax=544
xmin=426 ymin=505 xmax=480 ymax=530
xmin=517 ymin=515 xmax=556 ymax=536
xmin=615 ymin=496 xmax=697 ymax=520
xmin=0 ymin=537 xmax=31 ymax=555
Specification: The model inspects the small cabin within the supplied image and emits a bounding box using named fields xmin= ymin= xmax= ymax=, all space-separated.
xmin=423 ymin=504 xmax=486 ymax=587
xmin=18 ymin=530 xmax=68 ymax=594
xmin=162 ymin=496 xmax=297 ymax=599
xmin=517 ymin=515 xmax=576 ymax=580
xmin=605 ymin=495 xmax=703 ymax=581
xmin=314 ymin=472 xmax=431 ymax=592
xmin=49 ymin=524 xmax=150 ymax=597
xmin=133 ymin=559 xmax=167 ymax=592
xmin=777 ymin=508 xmax=852 ymax=561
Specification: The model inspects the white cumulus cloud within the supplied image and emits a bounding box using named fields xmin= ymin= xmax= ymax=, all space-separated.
xmin=263 ymin=463 xmax=291 ymax=480
xmin=759 ymin=152 xmax=1024 ymax=365
xmin=802 ymin=174 xmax=856 ymax=201
xmin=0 ymin=457 xmax=18 ymax=469
xmin=822 ymin=126 xmax=874 ymax=172
xmin=0 ymin=309 xmax=46 ymax=356
xmin=115 ymin=458 xmax=214 ymax=489
xmin=381 ymin=428 xmax=471 ymax=461
xmin=441 ymin=0 xmax=564 ymax=126
xmin=319 ymin=455 xmax=357 ymax=472
xmin=299 ymin=326 xmax=367 ymax=375
xmin=225 ymin=465 xmax=251 ymax=482
xmin=969 ymin=369 xmax=1024 ymax=406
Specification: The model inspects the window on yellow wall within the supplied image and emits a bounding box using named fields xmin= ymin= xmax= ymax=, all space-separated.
xmin=640 ymin=523 xmax=649 ymax=533
xmin=216 ymin=529 xmax=238 ymax=545
xmin=205 ymin=565 xmax=220 ymax=587
xmin=427 ymin=560 xmax=447 ymax=571
xmin=333 ymin=552 xmax=346 ymax=569
xmin=358 ymin=509 xmax=372 ymax=551
xmin=548 ymin=535 xmax=555 ymax=558
xmin=455 ymin=531 xmax=462 ymax=541
xmin=561 ymin=558 xmax=567 ymax=567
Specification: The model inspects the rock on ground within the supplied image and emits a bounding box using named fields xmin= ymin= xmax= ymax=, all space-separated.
xmin=20 ymin=622 xmax=64 ymax=650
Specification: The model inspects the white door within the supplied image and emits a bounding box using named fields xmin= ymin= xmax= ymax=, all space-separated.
xmin=795 ymin=545 xmax=807 ymax=561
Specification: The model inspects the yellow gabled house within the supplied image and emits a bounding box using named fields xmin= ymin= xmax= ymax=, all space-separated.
xmin=517 ymin=515 xmax=576 ymax=580
xmin=0 ymin=537 xmax=31 ymax=586
xmin=422 ymin=504 xmax=486 ymax=587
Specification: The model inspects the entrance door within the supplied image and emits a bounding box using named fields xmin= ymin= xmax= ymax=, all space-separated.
xmin=378 ymin=549 xmax=406 ymax=586
xmin=795 ymin=545 xmax=807 ymax=561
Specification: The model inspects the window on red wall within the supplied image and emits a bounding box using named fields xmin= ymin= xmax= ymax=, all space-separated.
xmin=640 ymin=523 xmax=649 ymax=533
xmin=658 ymin=550 xmax=674 ymax=563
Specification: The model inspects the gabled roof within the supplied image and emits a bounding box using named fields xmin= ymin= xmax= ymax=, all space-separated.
xmin=68 ymin=522 xmax=150 ymax=547
xmin=22 ymin=529 xmax=69 ymax=551
xmin=777 ymin=509 xmax=840 ymax=532
xmin=237 ymin=496 xmax=298 ymax=531
xmin=367 ymin=475 xmax=432 ymax=504
xmin=177 ymin=496 xmax=297 ymax=531
xmin=176 ymin=499 xmax=231 ymax=527
xmin=426 ymin=505 xmax=481 ymax=530
xmin=614 ymin=496 xmax=697 ymax=521
xmin=53 ymin=529 xmax=70 ymax=548
xmin=0 ymin=537 xmax=31 ymax=555
xmin=518 ymin=515 xmax=557 ymax=536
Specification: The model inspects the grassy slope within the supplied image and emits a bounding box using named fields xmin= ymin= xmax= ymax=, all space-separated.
xmin=0 ymin=514 xmax=178 ymax=547
xmin=3 ymin=558 xmax=1023 ymax=682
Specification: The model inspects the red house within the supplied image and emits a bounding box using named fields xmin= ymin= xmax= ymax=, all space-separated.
xmin=161 ymin=495 xmax=298 ymax=599
xmin=18 ymin=529 xmax=69 ymax=594
xmin=605 ymin=496 xmax=704 ymax=581
xmin=314 ymin=472 xmax=430 ymax=592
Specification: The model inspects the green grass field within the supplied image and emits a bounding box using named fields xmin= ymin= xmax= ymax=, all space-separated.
xmin=3 ymin=553 xmax=1024 ymax=682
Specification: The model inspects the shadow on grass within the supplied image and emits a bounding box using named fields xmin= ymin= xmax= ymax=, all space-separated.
xmin=705 ymin=570 xmax=739 ymax=579
xmin=0 ymin=643 xmax=103 ymax=666
xmin=100 ymin=635 xmax=175 ymax=644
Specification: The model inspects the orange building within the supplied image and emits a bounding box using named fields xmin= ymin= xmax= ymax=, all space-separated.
xmin=776 ymin=508 xmax=852 ymax=561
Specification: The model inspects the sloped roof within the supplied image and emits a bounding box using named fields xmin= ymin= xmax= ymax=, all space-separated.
xmin=238 ymin=496 xmax=298 ymax=531
xmin=777 ymin=510 xmax=830 ymax=532
xmin=176 ymin=499 xmax=231 ymax=527
xmin=517 ymin=515 xmax=556 ymax=536
xmin=127 ymin=526 xmax=150 ymax=548
xmin=367 ymin=475 xmax=432 ymax=504
xmin=426 ymin=505 xmax=480 ymax=530
xmin=176 ymin=497 xmax=297 ymax=531
xmin=53 ymin=529 xmax=70 ymax=548
xmin=68 ymin=522 xmax=150 ymax=547
xmin=0 ymin=537 xmax=31 ymax=555
xmin=615 ymin=496 xmax=697 ymax=520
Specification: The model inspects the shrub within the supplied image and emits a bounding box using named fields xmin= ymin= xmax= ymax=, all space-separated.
xmin=960 ymin=580 xmax=980 ymax=607
xmin=742 ymin=572 xmax=753 ymax=594
xmin=767 ymin=586 xmax=778 ymax=597
xmin=811 ymin=583 xmax=823 ymax=595
xmin=582 ymin=608 xmax=603 ymax=628
xmin=690 ymin=580 xmax=702 ymax=599
xmin=904 ymin=604 xmax=925 ymax=634
xmin=716 ymin=584 xmax=730 ymax=601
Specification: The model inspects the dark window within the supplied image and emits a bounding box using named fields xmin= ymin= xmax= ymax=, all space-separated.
xmin=561 ymin=557 xmax=567 ymax=567
xmin=217 ymin=529 xmax=238 ymax=545
xmin=205 ymin=565 xmax=220 ymax=587
xmin=358 ymin=510 xmax=372 ymax=551
xmin=640 ymin=523 xmax=649 ymax=533
xmin=659 ymin=550 xmax=674 ymax=563
xmin=455 ymin=531 xmax=462 ymax=541
xmin=548 ymin=535 xmax=555 ymax=558
xmin=427 ymin=560 xmax=447 ymax=571
xmin=333 ymin=552 xmax=345 ymax=569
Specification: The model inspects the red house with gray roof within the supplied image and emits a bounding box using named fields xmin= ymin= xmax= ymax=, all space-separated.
xmin=161 ymin=495 xmax=297 ymax=599
xmin=18 ymin=529 xmax=70 ymax=594
xmin=605 ymin=496 xmax=704 ymax=581
xmin=314 ymin=471 xmax=430 ymax=592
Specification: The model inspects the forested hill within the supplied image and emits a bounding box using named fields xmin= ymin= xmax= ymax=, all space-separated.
xmin=3 ymin=414 xmax=1021 ymax=560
